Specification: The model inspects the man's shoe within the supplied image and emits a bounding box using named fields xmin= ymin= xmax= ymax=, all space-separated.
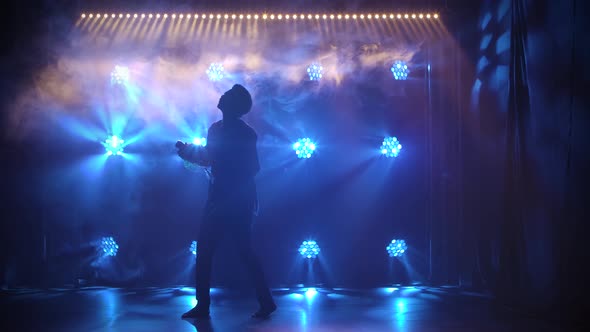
xmin=181 ymin=306 xmax=210 ymax=319
xmin=252 ymin=303 xmax=277 ymax=318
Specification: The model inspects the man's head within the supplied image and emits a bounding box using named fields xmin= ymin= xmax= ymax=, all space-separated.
xmin=217 ymin=84 xmax=252 ymax=118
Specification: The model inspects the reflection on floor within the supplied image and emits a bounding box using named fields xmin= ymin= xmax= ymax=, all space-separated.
xmin=1 ymin=286 xmax=558 ymax=331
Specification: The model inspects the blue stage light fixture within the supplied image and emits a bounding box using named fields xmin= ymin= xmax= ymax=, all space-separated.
xmin=206 ymin=62 xmax=225 ymax=81
xmin=104 ymin=135 xmax=124 ymax=156
xmin=293 ymin=138 xmax=316 ymax=159
xmin=192 ymin=137 xmax=207 ymax=146
xmin=386 ymin=239 xmax=407 ymax=257
xmin=390 ymin=61 xmax=410 ymax=80
xmin=307 ymin=62 xmax=323 ymax=81
xmin=189 ymin=241 xmax=197 ymax=256
xmin=380 ymin=136 xmax=402 ymax=158
xmin=110 ymin=65 xmax=130 ymax=85
xmin=298 ymin=240 xmax=320 ymax=259
xmin=101 ymin=237 xmax=119 ymax=257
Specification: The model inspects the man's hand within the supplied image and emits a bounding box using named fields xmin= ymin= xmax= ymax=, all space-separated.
xmin=176 ymin=141 xmax=211 ymax=167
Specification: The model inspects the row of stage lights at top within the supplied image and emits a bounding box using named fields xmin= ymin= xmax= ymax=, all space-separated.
xmin=111 ymin=60 xmax=410 ymax=84
xmin=80 ymin=13 xmax=439 ymax=20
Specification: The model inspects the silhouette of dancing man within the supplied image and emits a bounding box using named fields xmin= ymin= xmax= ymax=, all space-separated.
xmin=177 ymin=84 xmax=276 ymax=319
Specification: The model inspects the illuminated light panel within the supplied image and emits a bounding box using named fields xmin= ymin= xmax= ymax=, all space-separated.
xmin=298 ymin=240 xmax=320 ymax=259
xmin=110 ymin=65 xmax=130 ymax=85
xmin=104 ymin=135 xmax=125 ymax=156
xmin=380 ymin=136 xmax=403 ymax=158
xmin=391 ymin=61 xmax=410 ymax=81
xmin=386 ymin=239 xmax=408 ymax=257
xmin=101 ymin=237 xmax=119 ymax=257
xmin=206 ymin=62 xmax=225 ymax=81
xmin=293 ymin=138 xmax=317 ymax=159
xmin=306 ymin=62 xmax=323 ymax=81
xmin=190 ymin=241 xmax=197 ymax=256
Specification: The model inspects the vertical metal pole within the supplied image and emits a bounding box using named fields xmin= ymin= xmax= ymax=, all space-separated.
xmin=456 ymin=30 xmax=465 ymax=286
xmin=427 ymin=43 xmax=433 ymax=282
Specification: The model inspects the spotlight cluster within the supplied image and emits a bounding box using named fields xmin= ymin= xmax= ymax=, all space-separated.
xmin=380 ymin=137 xmax=402 ymax=158
xmin=81 ymin=12 xmax=440 ymax=20
xmin=101 ymin=237 xmax=119 ymax=257
xmin=189 ymin=241 xmax=197 ymax=256
xmin=386 ymin=239 xmax=407 ymax=257
xmin=307 ymin=63 xmax=323 ymax=81
xmin=206 ymin=62 xmax=225 ymax=81
xmin=391 ymin=61 xmax=410 ymax=80
xmin=110 ymin=65 xmax=129 ymax=85
xmin=293 ymin=138 xmax=316 ymax=159
xmin=299 ymin=240 xmax=321 ymax=259
xmin=104 ymin=135 xmax=124 ymax=156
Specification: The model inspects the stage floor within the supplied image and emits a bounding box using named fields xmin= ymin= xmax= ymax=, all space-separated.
xmin=1 ymin=286 xmax=558 ymax=331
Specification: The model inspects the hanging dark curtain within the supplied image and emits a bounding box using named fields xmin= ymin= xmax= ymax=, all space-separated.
xmin=496 ymin=0 xmax=530 ymax=305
